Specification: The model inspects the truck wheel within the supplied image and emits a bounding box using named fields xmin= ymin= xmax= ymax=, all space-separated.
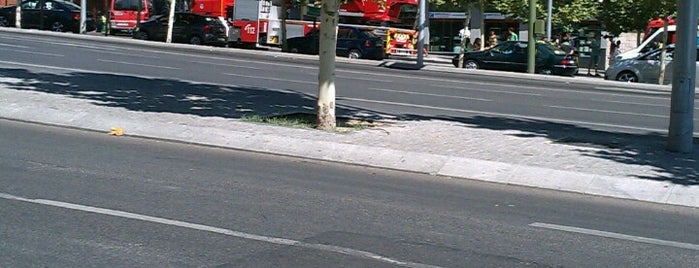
xmin=348 ymin=49 xmax=362 ymax=59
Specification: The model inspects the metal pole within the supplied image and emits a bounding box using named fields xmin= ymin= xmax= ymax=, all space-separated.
xmin=416 ymin=0 xmax=426 ymax=67
xmin=80 ymin=0 xmax=86 ymax=34
xmin=546 ymin=0 xmax=552 ymax=41
xmin=667 ymin=0 xmax=697 ymax=153
xmin=527 ymin=0 xmax=536 ymax=73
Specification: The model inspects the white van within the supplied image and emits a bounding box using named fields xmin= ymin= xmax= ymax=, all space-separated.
xmin=615 ymin=25 xmax=699 ymax=62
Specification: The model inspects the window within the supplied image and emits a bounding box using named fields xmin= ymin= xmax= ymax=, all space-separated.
xmin=337 ymin=28 xmax=354 ymax=39
xmin=114 ymin=0 xmax=141 ymax=11
xmin=21 ymin=0 xmax=39 ymax=10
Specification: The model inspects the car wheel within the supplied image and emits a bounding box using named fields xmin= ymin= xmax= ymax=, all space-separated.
xmin=348 ymin=49 xmax=362 ymax=59
xmin=50 ymin=21 xmax=65 ymax=32
xmin=539 ymin=68 xmax=552 ymax=75
xmin=134 ymin=31 xmax=149 ymax=40
xmin=0 ymin=17 xmax=8 ymax=27
xmin=290 ymin=47 xmax=300 ymax=53
xmin=189 ymin=35 xmax=203 ymax=45
xmin=464 ymin=59 xmax=479 ymax=69
xmin=616 ymin=71 xmax=638 ymax=83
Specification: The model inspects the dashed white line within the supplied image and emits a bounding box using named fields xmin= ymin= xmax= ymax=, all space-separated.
xmin=368 ymin=87 xmax=492 ymax=102
xmin=547 ymin=105 xmax=668 ymax=118
xmin=530 ymin=222 xmax=699 ymax=251
xmin=223 ymin=73 xmax=315 ymax=84
xmin=97 ymin=59 xmax=180 ymax=69
xmin=0 ymin=192 xmax=441 ymax=268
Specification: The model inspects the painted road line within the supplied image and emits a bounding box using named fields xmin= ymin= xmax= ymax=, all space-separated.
xmin=336 ymin=75 xmax=392 ymax=83
xmin=223 ymin=73 xmax=315 ymax=84
xmin=97 ymin=59 xmax=180 ymax=70
xmin=3 ymin=49 xmax=64 ymax=57
xmin=0 ymin=43 xmax=29 ymax=48
xmin=368 ymin=87 xmax=492 ymax=102
xmin=432 ymin=84 xmax=543 ymax=96
xmin=530 ymin=222 xmax=699 ymax=251
xmin=0 ymin=192 xmax=441 ymax=268
xmin=589 ymin=98 xmax=669 ymax=108
xmin=547 ymin=105 xmax=668 ymax=119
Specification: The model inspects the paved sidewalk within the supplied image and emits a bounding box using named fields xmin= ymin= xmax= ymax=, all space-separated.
xmin=1 ymin=28 xmax=697 ymax=208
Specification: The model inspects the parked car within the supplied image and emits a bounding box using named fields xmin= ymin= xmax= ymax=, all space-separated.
xmin=0 ymin=0 xmax=96 ymax=33
xmin=132 ymin=12 xmax=227 ymax=46
xmin=605 ymin=44 xmax=699 ymax=86
xmin=283 ymin=25 xmax=385 ymax=60
xmin=451 ymin=41 xmax=578 ymax=76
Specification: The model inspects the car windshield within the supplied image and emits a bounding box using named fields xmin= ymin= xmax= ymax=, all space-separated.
xmin=361 ymin=29 xmax=378 ymax=38
xmin=56 ymin=0 xmax=81 ymax=10
xmin=114 ymin=0 xmax=140 ymax=10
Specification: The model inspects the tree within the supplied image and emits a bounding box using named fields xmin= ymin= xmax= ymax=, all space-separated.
xmin=316 ymin=0 xmax=340 ymax=130
xmin=598 ymin=0 xmax=676 ymax=37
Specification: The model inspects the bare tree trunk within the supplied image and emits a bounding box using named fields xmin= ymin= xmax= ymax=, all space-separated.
xmin=280 ymin=3 xmax=288 ymax=51
xmin=658 ymin=18 xmax=669 ymax=85
xmin=316 ymin=0 xmax=339 ymax=130
xmin=15 ymin=4 xmax=20 ymax=28
xmin=166 ymin=0 xmax=176 ymax=43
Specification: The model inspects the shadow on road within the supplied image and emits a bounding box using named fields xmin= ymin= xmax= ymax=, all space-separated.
xmin=1 ymin=67 xmax=696 ymax=184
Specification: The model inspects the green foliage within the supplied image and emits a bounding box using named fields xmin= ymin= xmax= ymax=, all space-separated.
xmin=599 ymin=0 xmax=676 ymax=36
xmin=433 ymin=0 xmax=677 ymax=36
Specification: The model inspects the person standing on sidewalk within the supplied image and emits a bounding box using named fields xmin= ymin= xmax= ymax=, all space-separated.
xmin=507 ymin=27 xmax=518 ymax=41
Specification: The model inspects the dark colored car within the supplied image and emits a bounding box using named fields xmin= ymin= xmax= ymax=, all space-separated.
xmin=132 ymin=12 xmax=227 ymax=46
xmin=452 ymin=41 xmax=578 ymax=76
xmin=283 ymin=25 xmax=385 ymax=60
xmin=0 ymin=0 xmax=96 ymax=33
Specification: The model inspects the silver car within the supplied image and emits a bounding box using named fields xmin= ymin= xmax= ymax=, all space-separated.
xmin=605 ymin=45 xmax=699 ymax=85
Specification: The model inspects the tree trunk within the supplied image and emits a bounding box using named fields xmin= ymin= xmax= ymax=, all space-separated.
xmin=316 ymin=0 xmax=339 ymax=130
xmin=166 ymin=0 xmax=176 ymax=43
xmin=658 ymin=18 xmax=668 ymax=85
xmin=280 ymin=2 xmax=288 ymax=51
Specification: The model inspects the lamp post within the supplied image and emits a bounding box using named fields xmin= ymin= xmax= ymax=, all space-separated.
xmin=546 ymin=0 xmax=551 ymax=41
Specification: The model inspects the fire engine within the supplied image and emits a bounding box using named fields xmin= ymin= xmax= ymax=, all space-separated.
xmin=189 ymin=0 xmax=420 ymax=56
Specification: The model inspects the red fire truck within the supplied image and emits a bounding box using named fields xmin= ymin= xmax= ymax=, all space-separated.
xmin=190 ymin=0 xmax=419 ymax=55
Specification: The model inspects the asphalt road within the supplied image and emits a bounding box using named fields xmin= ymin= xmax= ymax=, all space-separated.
xmin=2 ymin=119 xmax=699 ymax=267
xmin=0 ymin=29 xmax=697 ymax=136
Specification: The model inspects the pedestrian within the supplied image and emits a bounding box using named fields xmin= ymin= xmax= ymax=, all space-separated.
xmin=507 ymin=27 xmax=518 ymax=41
xmin=471 ymin=37 xmax=481 ymax=51
xmin=488 ymin=31 xmax=498 ymax=48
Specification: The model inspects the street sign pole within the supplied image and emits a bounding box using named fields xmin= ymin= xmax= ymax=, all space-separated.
xmin=667 ymin=0 xmax=697 ymax=153
xmin=527 ymin=0 xmax=535 ymax=73
xmin=416 ymin=0 xmax=426 ymax=67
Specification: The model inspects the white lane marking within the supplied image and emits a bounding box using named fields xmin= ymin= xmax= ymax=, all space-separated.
xmin=199 ymin=61 xmax=262 ymax=70
xmin=223 ymin=73 xmax=315 ymax=84
xmin=548 ymin=105 xmax=668 ymax=119
xmin=530 ymin=222 xmax=699 ymax=251
xmin=0 ymin=35 xmax=118 ymax=51
xmin=368 ymin=87 xmax=492 ymax=102
xmin=0 ymin=43 xmax=29 ymax=48
xmin=595 ymin=86 xmax=671 ymax=95
xmin=338 ymin=97 xmax=682 ymax=134
xmin=0 ymin=192 xmax=441 ymax=268
xmin=336 ymin=75 xmax=391 ymax=82
xmin=432 ymin=84 xmax=543 ymax=96
xmin=4 ymin=49 xmax=64 ymax=57
xmin=97 ymin=59 xmax=180 ymax=70
xmin=589 ymin=98 xmax=669 ymax=108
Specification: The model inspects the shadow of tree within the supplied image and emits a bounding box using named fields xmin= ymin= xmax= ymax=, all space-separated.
xmin=1 ymin=67 xmax=696 ymax=184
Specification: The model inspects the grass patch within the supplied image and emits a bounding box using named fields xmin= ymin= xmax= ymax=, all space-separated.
xmin=241 ymin=113 xmax=390 ymax=132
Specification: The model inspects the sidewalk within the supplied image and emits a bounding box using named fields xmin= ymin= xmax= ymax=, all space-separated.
xmin=1 ymin=28 xmax=697 ymax=208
